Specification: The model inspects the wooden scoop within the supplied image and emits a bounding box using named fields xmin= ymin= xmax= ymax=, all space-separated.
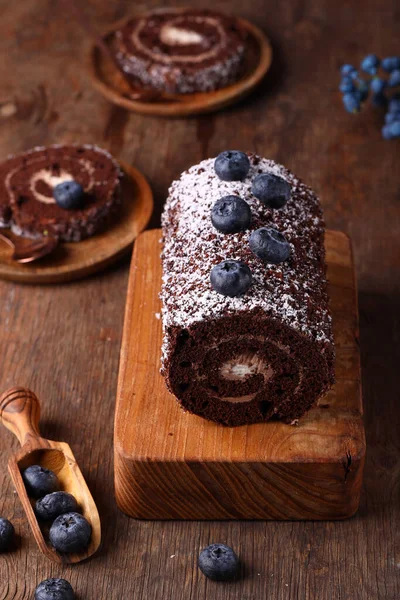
xmin=0 ymin=387 xmax=101 ymax=564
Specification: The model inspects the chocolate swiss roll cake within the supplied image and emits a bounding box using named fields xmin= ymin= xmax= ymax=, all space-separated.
xmin=112 ymin=9 xmax=247 ymax=94
xmin=2 ymin=145 xmax=121 ymax=241
xmin=161 ymin=152 xmax=335 ymax=427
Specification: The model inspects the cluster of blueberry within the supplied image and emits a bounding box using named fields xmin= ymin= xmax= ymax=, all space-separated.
xmin=0 ymin=464 xmax=94 ymax=598
xmin=209 ymin=151 xmax=292 ymax=298
xmin=340 ymin=54 xmax=400 ymax=139
xmin=22 ymin=464 xmax=92 ymax=554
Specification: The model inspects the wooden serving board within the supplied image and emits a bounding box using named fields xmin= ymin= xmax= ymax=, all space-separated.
xmin=114 ymin=229 xmax=365 ymax=520
xmin=88 ymin=15 xmax=272 ymax=117
xmin=0 ymin=163 xmax=153 ymax=284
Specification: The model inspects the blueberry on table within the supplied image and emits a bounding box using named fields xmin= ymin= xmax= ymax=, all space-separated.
xmin=34 ymin=578 xmax=74 ymax=600
xmin=198 ymin=543 xmax=240 ymax=581
xmin=360 ymin=54 xmax=380 ymax=75
xmin=49 ymin=512 xmax=91 ymax=553
xmin=36 ymin=492 xmax=78 ymax=521
xmin=382 ymin=122 xmax=400 ymax=140
xmin=342 ymin=92 xmax=361 ymax=113
xmin=340 ymin=64 xmax=357 ymax=77
xmin=251 ymin=172 xmax=291 ymax=209
xmin=370 ymin=78 xmax=387 ymax=94
xmin=381 ymin=56 xmax=400 ymax=72
xmin=210 ymin=260 xmax=252 ymax=297
xmin=22 ymin=465 xmax=59 ymax=499
xmin=211 ymin=195 xmax=251 ymax=233
xmin=214 ymin=151 xmax=250 ymax=181
xmin=371 ymin=92 xmax=387 ymax=107
xmin=0 ymin=517 xmax=15 ymax=552
xmin=388 ymin=69 xmax=400 ymax=88
xmin=385 ymin=111 xmax=400 ymax=124
xmin=339 ymin=77 xmax=355 ymax=93
xmin=249 ymin=227 xmax=291 ymax=264
xmin=388 ymin=97 xmax=400 ymax=113
xmin=53 ymin=180 xmax=84 ymax=210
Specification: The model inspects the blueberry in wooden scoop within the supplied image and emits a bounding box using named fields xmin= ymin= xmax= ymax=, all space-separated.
xmin=49 ymin=512 xmax=91 ymax=553
xmin=22 ymin=465 xmax=60 ymax=499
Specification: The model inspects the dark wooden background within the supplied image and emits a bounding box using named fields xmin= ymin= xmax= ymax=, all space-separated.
xmin=0 ymin=1 xmax=399 ymax=598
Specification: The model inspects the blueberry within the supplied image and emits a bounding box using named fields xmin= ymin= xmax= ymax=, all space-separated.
xmin=339 ymin=77 xmax=355 ymax=93
xmin=214 ymin=151 xmax=250 ymax=181
xmin=382 ymin=122 xmax=400 ymax=140
xmin=340 ymin=64 xmax=357 ymax=77
xmin=388 ymin=69 xmax=400 ymax=88
xmin=388 ymin=96 xmax=400 ymax=113
xmin=251 ymin=173 xmax=291 ymax=209
xmin=381 ymin=56 xmax=400 ymax=72
xmin=342 ymin=92 xmax=361 ymax=113
xmin=49 ymin=512 xmax=91 ymax=554
xmin=385 ymin=111 xmax=400 ymax=124
xmin=198 ymin=543 xmax=240 ymax=581
xmin=249 ymin=227 xmax=291 ymax=264
xmin=0 ymin=517 xmax=15 ymax=552
xmin=36 ymin=492 xmax=78 ymax=521
xmin=210 ymin=260 xmax=252 ymax=297
xmin=370 ymin=78 xmax=387 ymax=94
xmin=360 ymin=54 xmax=380 ymax=75
xmin=34 ymin=578 xmax=74 ymax=600
xmin=22 ymin=465 xmax=59 ymax=499
xmin=211 ymin=196 xmax=251 ymax=234
xmin=53 ymin=180 xmax=84 ymax=210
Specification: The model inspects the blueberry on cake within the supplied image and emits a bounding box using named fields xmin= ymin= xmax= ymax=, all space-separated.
xmin=161 ymin=151 xmax=335 ymax=427
xmin=0 ymin=145 xmax=122 ymax=242
xmin=111 ymin=8 xmax=247 ymax=94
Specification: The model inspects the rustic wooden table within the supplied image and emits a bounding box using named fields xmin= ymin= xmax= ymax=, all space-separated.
xmin=0 ymin=1 xmax=399 ymax=599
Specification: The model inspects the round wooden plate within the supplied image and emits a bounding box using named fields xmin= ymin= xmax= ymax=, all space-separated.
xmin=0 ymin=163 xmax=153 ymax=284
xmin=88 ymin=16 xmax=272 ymax=117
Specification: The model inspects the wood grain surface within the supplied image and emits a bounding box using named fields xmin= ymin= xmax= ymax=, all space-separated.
xmin=0 ymin=0 xmax=399 ymax=598
xmin=0 ymin=387 xmax=101 ymax=565
xmin=115 ymin=229 xmax=365 ymax=520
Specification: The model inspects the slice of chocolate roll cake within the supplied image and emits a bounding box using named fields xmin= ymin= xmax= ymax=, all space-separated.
xmin=2 ymin=145 xmax=121 ymax=242
xmin=161 ymin=151 xmax=335 ymax=427
xmin=112 ymin=8 xmax=247 ymax=94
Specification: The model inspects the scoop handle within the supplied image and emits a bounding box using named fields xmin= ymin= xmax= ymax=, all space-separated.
xmin=0 ymin=387 xmax=41 ymax=446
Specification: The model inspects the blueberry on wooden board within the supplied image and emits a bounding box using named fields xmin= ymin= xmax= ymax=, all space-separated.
xmin=211 ymin=195 xmax=251 ymax=233
xmin=49 ymin=512 xmax=91 ymax=553
xmin=251 ymin=172 xmax=291 ymax=208
xmin=198 ymin=543 xmax=240 ymax=581
xmin=0 ymin=517 xmax=15 ymax=552
xmin=36 ymin=492 xmax=79 ymax=521
xmin=53 ymin=180 xmax=84 ymax=210
xmin=214 ymin=151 xmax=250 ymax=181
xmin=210 ymin=260 xmax=252 ymax=297
xmin=249 ymin=227 xmax=291 ymax=264
xmin=34 ymin=578 xmax=74 ymax=600
xmin=22 ymin=465 xmax=60 ymax=499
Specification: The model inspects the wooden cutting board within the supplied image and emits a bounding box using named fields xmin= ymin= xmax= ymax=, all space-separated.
xmin=114 ymin=229 xmax=365 ymax=520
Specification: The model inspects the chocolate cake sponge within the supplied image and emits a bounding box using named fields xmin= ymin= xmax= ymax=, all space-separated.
xmin=112 ymin=8 xmax=247 ymax=94
xmin=161 ymin=154 xmax=335 ymax=427
xmin=0 ymin=145 xmax=121 ymax=242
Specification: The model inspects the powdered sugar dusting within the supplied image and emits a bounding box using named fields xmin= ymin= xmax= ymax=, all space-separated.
xmin=161 ymin=154 xmax=333 ymax=364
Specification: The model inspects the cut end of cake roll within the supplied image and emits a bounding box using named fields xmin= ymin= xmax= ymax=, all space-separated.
xmin=0 ymin=145 xmax=122 ymax=242
xmin=161 ymin=153 xmax=335 ymax=427
xmin=111 ymin=8 xmax=247 ymax=94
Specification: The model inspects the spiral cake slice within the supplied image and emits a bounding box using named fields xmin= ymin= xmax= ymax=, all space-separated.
xmin=161 ymin=154 xmax=335 ymax=427
xmin=112 ymin=8 xmax=247 ymax=94
xmin=2 ymin=145 xmax=121 ymax=242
